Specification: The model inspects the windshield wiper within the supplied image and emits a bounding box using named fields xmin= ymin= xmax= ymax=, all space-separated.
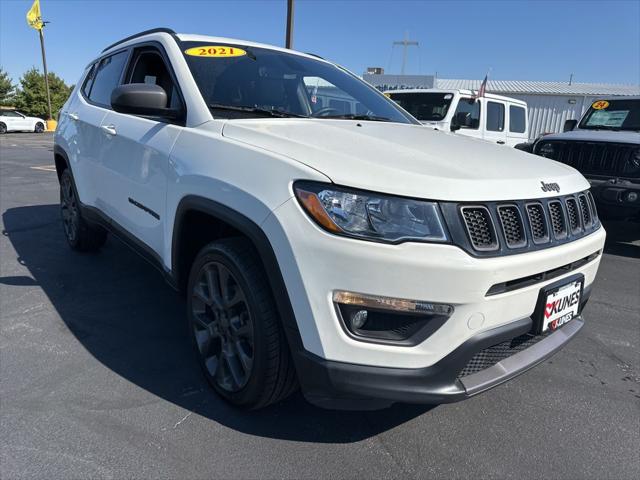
xmin=209 ymin=104 xmax=308 ymax=118
xmin=319 ymin=113 xmax=392 ymax=122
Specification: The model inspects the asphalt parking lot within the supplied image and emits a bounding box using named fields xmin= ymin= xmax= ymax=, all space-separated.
xmin=1 ymin=132 xmax=639 ymax=479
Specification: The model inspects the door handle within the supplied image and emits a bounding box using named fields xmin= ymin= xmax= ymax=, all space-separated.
xmin=101 ymin=124 xmax=117 ymax=136
xmin=497 ymin=140 xmax=505 ymax=145
xmin=68 ymin=112 xmax=79 ymax=121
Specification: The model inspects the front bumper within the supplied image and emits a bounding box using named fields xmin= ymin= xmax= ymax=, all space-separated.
xmin=297 ymin=314 xmax=585 ymax=410
xmin=589 ymin=178 xmax=640 ymax=218
xmin=263 ymin=197 xmax=606 ymax=369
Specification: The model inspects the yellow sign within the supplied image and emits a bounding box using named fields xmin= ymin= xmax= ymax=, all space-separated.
xmin=26 ymin=0 xmax=44 ymax=31
xmin=592 ymin=100 xmax=610 ymax=110
xmin=185 ymin=46 xmax=246 ymax=58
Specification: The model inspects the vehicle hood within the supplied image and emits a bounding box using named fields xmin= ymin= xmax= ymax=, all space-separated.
xmin=221 ymin=119 xmax=589 ymax=201
xmin=541 ymin=129 xmax=640 ymax=144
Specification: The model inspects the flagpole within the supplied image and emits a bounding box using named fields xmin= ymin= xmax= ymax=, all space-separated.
xmin=38 ymin=26 xmax=53 ymax=121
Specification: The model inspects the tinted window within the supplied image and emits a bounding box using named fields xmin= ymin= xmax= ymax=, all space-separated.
xmin=89 ymin=51 xmax=128 ymax=107
xmin=388 ymin=92 xmax=454 ymax=121
xmin=487 ymin=101 xmax=505 ymax=131
xmin=127 ymin=49 xmax=182 ymax=110
xmin=1 ymin=111 xmax=22 ymax=118
xmin=181 ymin=41 xmax=416 ymax=123
xmin=509 ymin=105 xmax=526 ymax=133
xmin=452 ymin=97 xmax=480 ymax=129
xmin=82 ymin=65 xmax=96 ymax=98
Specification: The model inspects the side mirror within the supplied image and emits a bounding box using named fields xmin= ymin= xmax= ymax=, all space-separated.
xmin=514 ymin=142 xmax=534 ymax=153
xmin=563 ymin=119 xmax=577 ymax=132
xmin=111 ymin=84 xmax=181 ymax=119
xmin=450 ymin=123 xmax=461 ymax=132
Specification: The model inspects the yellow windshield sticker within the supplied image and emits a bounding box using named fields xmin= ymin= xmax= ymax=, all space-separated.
xmin=592 ymin=100 xmax=610 ymax=110
xmin=185 ymin=46 xmax=246 ymax=58
xmin=383 ymin=93 xmax=391 ymax=98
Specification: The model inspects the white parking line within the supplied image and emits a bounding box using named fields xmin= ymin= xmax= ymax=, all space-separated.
xmin=30 ymin=165 xmax=57 ymax=172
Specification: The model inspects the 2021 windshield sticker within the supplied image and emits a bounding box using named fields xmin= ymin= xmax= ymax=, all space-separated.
xmin=184 ymin=46 xmax=247 ymax=57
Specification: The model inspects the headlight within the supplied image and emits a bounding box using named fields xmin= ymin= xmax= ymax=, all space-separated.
xmin=538 ymin=142 xmax=555 ymax=157
xmin=294 ymin=181 xmax=448 ymax=243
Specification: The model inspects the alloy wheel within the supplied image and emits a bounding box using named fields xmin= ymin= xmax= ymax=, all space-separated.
xmin=191 ymin=261 xmax=254 ymax=392
xmin=60 ymin=174 xmax=79 ymax=243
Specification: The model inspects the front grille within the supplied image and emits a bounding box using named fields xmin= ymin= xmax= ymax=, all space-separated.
xmin=565 ymin=198 xmax=581 ymax=233
xmin=454 ymin=190 xmax=599 ymax=256
xmin=497 ymin=205 xmax=526 ymax=248
xmin=587 ymin=191 xmax=598 ymax=222
xmin=578 ymin=194 xmax=592 ymax=227
xmin=536 ymin=140 xmax=640 ymax=178
xmin=461 ymin=207 xmax=497 ymax=251
xmin=526 ymin=203 xmax=549 ymax=243
xmin=548 ymin=200 xmax=567 ymax=239
xmin=458 ymin=332 xmax=549 ymax=377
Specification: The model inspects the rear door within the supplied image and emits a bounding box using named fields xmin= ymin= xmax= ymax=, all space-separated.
xmin=506 ymin=103 xmax=528 ymax=146
xmin=483 ymin=100 xmax=507 ymax=145
xmin=97 ymin=43 xmax=184 ymax=256
xmin=70 ymin=50 xmax=130 ymax=206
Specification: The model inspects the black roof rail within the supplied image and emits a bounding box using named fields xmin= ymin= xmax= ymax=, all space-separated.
xmin=102 ymin=28 xmax=178 ymax=53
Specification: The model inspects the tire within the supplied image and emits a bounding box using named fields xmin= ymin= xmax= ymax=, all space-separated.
xmin=0 ymin=123 xmax=6 ymax=134
xmin=59 ymin=169 xmax=107 ymax=251
xmin=34 ymin=122 xmax=45 ymax=133
xmin=187 ymin=238 xmax=297 ymax=409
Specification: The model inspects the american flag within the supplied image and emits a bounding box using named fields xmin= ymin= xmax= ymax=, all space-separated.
xmin=475 ymin=74 xmax=488 ymax=99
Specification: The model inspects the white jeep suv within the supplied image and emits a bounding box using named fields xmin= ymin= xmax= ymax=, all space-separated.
xmin=54 ymin=29 xmax=606 ymax=410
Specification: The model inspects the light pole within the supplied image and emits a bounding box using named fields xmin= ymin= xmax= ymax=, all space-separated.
xmin=286 ymin=0 xmax=294 ymax=49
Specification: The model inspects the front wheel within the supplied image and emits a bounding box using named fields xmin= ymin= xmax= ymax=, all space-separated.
xmin=59 ymin=169 xmax=107 ymax=251
xmin=187 ymin=238 xmax=297 ymax=409
xmin=0 ymin=123 xmax=6 ymax=134
xmin=34 ymin=122 xmax=45 ymax=133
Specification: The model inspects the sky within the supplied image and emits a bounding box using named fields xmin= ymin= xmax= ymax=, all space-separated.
xmin=1 ymin=0 xmax=639 ymax=87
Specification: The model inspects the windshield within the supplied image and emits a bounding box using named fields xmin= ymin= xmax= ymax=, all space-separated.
xmin=181 ymin=41 xmax=417 ymax=124
xmin=579 ymin=98 xmax=640 ymax=131
xmin=386 ymin=92 xmax=454 ymax=121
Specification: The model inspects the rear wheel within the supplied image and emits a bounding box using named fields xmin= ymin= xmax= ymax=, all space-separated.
xmin=0 ymin=123 xmax=6 ymax=134
xmin=59 ymin=169 xmax=107 ymax=251
xmin=34 ymin=122 xmax=45 ymax=133
xmin=187 ymin=238 xmax=297 ymax=409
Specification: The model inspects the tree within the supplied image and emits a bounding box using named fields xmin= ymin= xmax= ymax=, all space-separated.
xmin=0 ymin=68 xmax=15 ymax=106
xmin=14 ymin=68 xmax=72 ymax=119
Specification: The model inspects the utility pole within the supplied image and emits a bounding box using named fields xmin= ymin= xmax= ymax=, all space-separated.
xmin=569 ymin=73 xmax=574 ymax=86
xmin=285 ymin=0 xmax=294 ymax=49
xmin=393 ymin=31 xmax=419 ymax=75
xmin=39 ymin=25 xmax=53 ymax=121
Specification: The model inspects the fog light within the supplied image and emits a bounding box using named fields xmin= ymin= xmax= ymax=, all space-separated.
xmin=350 ymin=310 xmax=368 ymax=329
xmin=334 ymin=291 xmax=454 ymax=345
xmin=625 ymin=191 xmax=638 ymax=203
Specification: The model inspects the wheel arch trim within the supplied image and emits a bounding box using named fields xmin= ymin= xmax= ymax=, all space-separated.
xmin=171 ymin=195 xmax=305 ymax=352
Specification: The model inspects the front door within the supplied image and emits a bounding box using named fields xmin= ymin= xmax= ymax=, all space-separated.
xmin=96 ymin=45 xmax=184 ymax=257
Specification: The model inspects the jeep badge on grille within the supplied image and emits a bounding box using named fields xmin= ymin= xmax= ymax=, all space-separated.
xmin=540 ymin=181 xmax=560 ymax=193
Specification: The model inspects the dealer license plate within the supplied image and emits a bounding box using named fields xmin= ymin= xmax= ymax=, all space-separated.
xmin=540 ymin=279 xmax=582 ymax=332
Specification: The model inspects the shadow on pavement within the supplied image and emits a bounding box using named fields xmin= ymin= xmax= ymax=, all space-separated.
xmin=601 ymin=219 xmax=640 ymax=259
xmin=2 ymin=204 xmax=433 ymax=443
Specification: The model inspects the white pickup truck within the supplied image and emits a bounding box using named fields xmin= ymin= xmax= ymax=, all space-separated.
xmin=385 ymin=89 xmax=529 ymax=147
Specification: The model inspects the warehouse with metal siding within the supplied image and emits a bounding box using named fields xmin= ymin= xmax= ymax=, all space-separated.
xmin=435 ymin=79 xmax=640 ymax=140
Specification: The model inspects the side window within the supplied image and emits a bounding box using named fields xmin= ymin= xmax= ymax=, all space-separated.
xmin=509 ymin=105 xmax=526 ymax=133
xmin=88 ymin=51 xmax=128 ymax=107
xmin=2 ymin=111 xmax=22 ymax=118
xmin=126 ymin=48 xmax=182 ymax=110
xmin=487 ymin=101 xmax=505 ymax=132
xmin=82 ymin=65 xmax=96 ymax=98
xmin=452 ymin=97 xmax=480 ymax=129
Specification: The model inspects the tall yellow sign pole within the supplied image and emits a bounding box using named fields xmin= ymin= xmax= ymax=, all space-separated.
xmin=26 ymin=0 xmax=54 ymax=129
